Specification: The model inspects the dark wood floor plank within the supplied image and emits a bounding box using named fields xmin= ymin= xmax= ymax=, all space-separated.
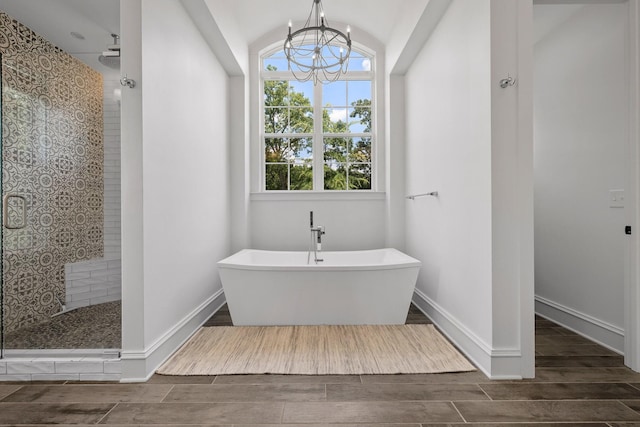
xmin=360 ymin=371 xmax=489 ymax=384
xmin=536 ymin=355 xmax=624 ymax=367
xmin=1 ymin=384 xmax=173 ymax=403
xmin=536 ymin=344 xmax=620 ymax=357
xmin=147 ymin=374 xmax=215 ymax=384
xmin=421 ymin=424 xmax=609 ymax=427
xmin=214 ymin=374 xmax=360 ymax=384
xmin=454 ymin=400 xmax=640 ymax=423
xmin=621 ymin=400 xmax=640 ymax=414
xmin=536 ymin=327 xmax=572 ymax=336
xmin=241 ymin=424 xmax=418 ymax=427
xmin=0 ymin=385 xmax=22 ymax=400
xmin=536 ymin=334 xmax=600 ymax=346
xmin=0 ymin=402 xmax=115 ymax=424
xmin=99 ymin=402 xmax=284 ymax=424
xmin=282 ymin=401 xmax=464 ymax=424
xmin=535 ymin=318 xmax=560 ymax=328
xmin=531 ymin=367 xmax=640 ymax=382
xmin=163 ymin=383 xmax=326 ymax=402
xmin=479 ymin=382 xmax=640 ymax=400
xmin=326 ymin=383 xmax=489 ymax=401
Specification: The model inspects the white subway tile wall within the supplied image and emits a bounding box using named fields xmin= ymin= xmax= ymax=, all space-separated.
xmin=64 ymin=259 xmax=121 ymax=310
xmin=63 ymin=77 xmax=122 ymax=311
xmin=103 ymin=78 xmax=122 ymax=260
xmin=0 ymin=356 xmax=121 ymax=382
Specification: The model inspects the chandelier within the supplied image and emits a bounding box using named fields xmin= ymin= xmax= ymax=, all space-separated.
xmin=284 ymin=0 xmax=351 ymax=84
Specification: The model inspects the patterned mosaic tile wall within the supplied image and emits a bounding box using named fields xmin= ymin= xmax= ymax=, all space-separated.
xmin=0 ymin=11 xmax=104 ymax=334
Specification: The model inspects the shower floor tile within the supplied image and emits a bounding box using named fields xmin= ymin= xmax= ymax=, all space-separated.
xmin=3 ymin=301 xmax=121 ymax=349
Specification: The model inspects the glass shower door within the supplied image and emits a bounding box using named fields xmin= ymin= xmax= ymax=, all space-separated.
xmin=1 ymin=13 xmax=111 ymax=351
xmin=1 ymin=49 xmax=70 ymax=349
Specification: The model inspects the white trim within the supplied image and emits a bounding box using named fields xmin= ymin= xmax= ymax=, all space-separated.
xmin=250 ymin=191 xmax=385 ymax=202
xmin=625 ymin=0 xmax=640 ymax=372
xmin=412 ymin=289 xmax=522 ymax=380
xmin=535 ymin=295 xmax=624 ymax=354
xmin=259 ymin=60 xmax=376 ymax=192
xmin=250 ymin=24 xmax=385 ymax=194
xmin=120 ymin=289 xmax=226 ymax=382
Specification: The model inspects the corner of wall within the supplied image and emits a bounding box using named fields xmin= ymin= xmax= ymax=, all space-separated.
xmin=121 ymin=289 xmax=225 ymax=381
xmin=229 ymin=75 xmax=251 ymax=252
xmin=413 ymin=289 xmax=524 ymax=379
xmin=385 ymin=74 xmax=406 ymax=250
xmin=182 ymin=0 xmax=246 ymax=76
xmin=120 ymin=0 xmax=146 ymax=359
xmin=535 ymin=296 xmax=624 ymax=354
xmin=490 ymin=0 xmax=535 ymax=379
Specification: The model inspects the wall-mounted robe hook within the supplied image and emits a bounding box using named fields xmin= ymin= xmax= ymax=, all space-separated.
xmin=499 ymin=75 xmax=516 ymax=89
xmin=120 ymin=74 xmax=136 ymax=89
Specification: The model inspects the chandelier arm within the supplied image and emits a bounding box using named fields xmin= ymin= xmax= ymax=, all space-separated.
xmin=289 ymin=45 xmax=317 ymax=54
xmin=285 ymin=0 xmax=352 ymax=84
xmin=287 ymin=29 xmax=350 ymax=56
xmin=323 ymin=31 xmax=350 ymax=47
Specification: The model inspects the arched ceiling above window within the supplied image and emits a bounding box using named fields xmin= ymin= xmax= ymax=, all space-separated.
xmin=225 ymin=0 xmax=427 ymax=46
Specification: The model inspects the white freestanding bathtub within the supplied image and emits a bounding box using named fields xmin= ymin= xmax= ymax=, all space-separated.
xmin=217 ymin=248 xmax=421 ymax=325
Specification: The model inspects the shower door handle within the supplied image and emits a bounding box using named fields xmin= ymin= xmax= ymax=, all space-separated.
xmin=3 ymin=194 xmax=27 ymax=229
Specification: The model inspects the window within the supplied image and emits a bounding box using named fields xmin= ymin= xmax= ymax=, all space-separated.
xmin=261 ymin=47 xmax=374 ymax=191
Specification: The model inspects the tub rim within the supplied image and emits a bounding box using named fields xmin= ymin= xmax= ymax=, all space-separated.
xmin=217 ymin=248 xmax=421 ymax=272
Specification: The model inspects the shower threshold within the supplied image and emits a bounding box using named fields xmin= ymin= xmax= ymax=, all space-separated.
xmin=0 ymin=348 xmax=122 ymax=382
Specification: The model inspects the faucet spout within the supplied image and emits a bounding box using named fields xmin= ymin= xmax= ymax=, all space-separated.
xmin=308 ymin=211 xmax=325 ymax=264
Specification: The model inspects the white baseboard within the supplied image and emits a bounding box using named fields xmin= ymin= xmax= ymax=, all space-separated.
xmin=120 ymin=289 xmax=226 ymax=382
xmin=535 ymin=295 xmax=624 ymax=355
xmin=412 ymin=289 xmax=522 ymax=380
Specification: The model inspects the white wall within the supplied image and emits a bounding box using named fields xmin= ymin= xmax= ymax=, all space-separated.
xmin=404 ymin=0 xmax=534 ymax=378
xmin=121 ymin=0 xmax=230 ymax=380
xmin=120 ymin=0 xmax=145 ymax=374
xmin=405 ymin=0 xmax=493 ymax=360
xmin=250 ymin=196 xmax=385 ymax=251
xmin=489 ymin=0 xmax=534 ymax=378
xmin=534 ymin=3 xmax=629 ymax=352
xmin=141 ymin=0 xmax=229 ymax=350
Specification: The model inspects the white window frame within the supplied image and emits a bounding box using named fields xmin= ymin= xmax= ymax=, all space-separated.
xmin=259 ymin=45 xmax=376 ymax=192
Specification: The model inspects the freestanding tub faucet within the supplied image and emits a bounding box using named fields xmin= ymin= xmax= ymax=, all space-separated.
xmin=308 ymin=211 xmax=325 ymax=264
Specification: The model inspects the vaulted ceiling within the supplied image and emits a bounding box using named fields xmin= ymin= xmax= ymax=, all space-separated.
xmin=0 ymin=0 xmax=428 ymax=76
xmin=225 ymin=0 xmax=423 ymax=46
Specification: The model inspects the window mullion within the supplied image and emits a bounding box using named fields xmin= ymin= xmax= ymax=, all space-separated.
xmin=313 ymin=82 xmax=323 ymax=191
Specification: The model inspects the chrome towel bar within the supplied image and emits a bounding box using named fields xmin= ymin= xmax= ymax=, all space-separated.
xmin=406 ymin=191 xmax=438 ymax=200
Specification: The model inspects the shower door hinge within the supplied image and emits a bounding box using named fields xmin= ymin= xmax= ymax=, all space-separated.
xmin=626 ymin=225 xmax=632 ymax=235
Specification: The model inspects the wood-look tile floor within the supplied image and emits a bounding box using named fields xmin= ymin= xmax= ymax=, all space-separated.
xmin=2 ymin=306 xmax=640 ymax=425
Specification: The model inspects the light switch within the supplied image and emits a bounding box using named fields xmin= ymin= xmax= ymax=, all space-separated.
xmin=610 ymin=189 xmax=625 ymax=208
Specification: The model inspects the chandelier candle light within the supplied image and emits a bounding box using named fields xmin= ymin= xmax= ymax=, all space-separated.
xmin=285 ymin=0 xmax=352 ymax=84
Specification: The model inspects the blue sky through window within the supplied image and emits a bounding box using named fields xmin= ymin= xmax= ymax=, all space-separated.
xmin=290 ymin=80 xmax=313 ymax=103
xmin=265 ymin=48 xmax=370 ymax=72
